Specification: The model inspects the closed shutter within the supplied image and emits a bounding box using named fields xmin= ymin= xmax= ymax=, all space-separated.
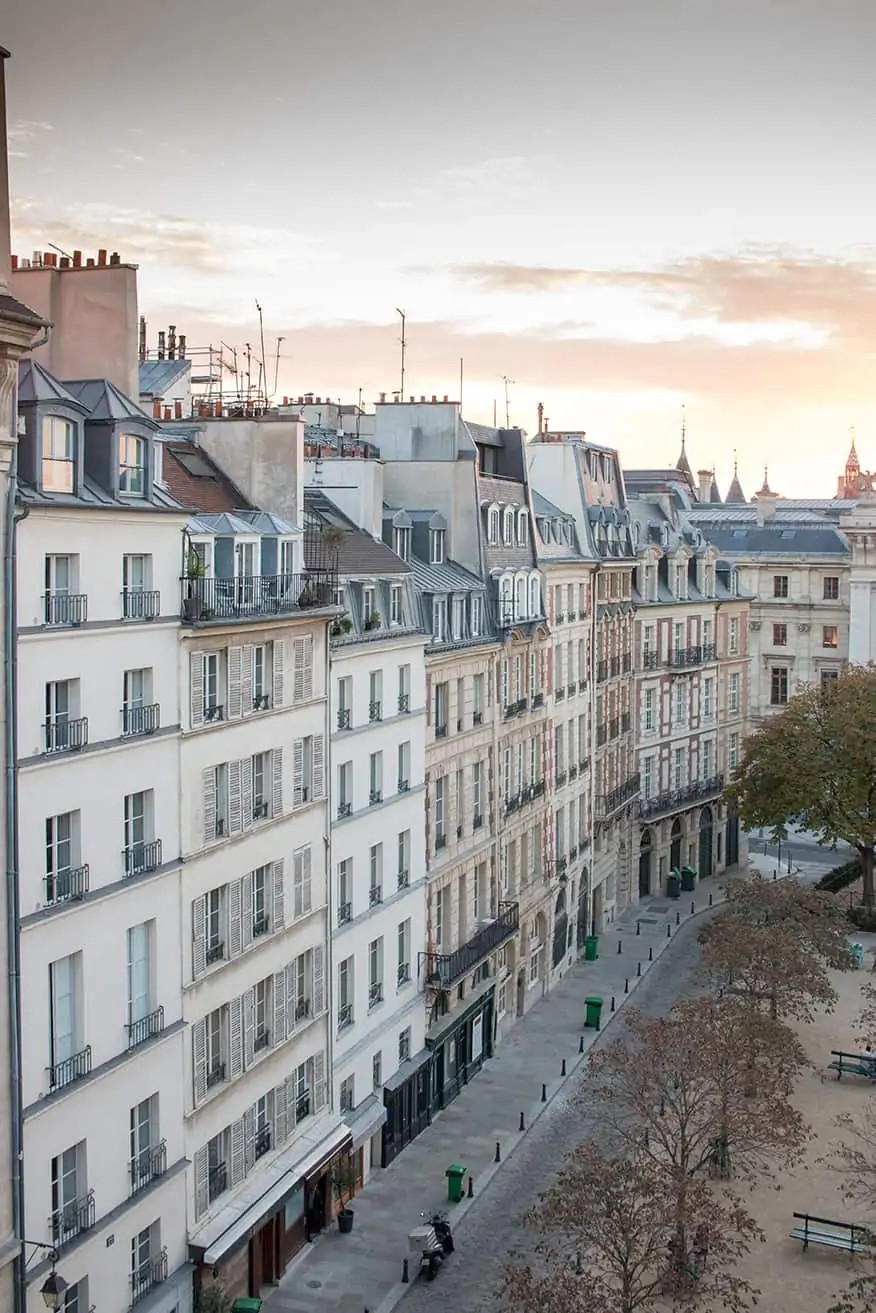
xmin=228 ymin=645 xmax=243 ymax=718
xmin=242 ymin=645 xmax=254 ymax=713
xmin=228 ymin=760 xmax=243 ymax=835
xmin=273 ymin=1081 xmax=288 ymax=1148
xmin=273 ymin=641 xmax=285 ymax=707
xmin=202 ymin=767 xmax=216 ymax=846
xmin=190 ymin=652 xmax=205 ymax=727
xmin=313 ymin=1050 xmax=327 ymax=1111
xmin=302 ymin=846 xmax=312 ymax=914
xmin=243 ymin=987 xmax=255 ymax=1067
xmin=312 ymin=734 xmax=325 ymax=800
xmin=192 ymin=1018 xmax=207 ymax=1105
xmin=271 ymin=747 xmax=283 ymax=816
xmin=243 ymin=1105 xmax=256 ymax=1175
xmin=272 ymin=968 xmax=287 ymax=1047
xmin=272 ymin=859 xmax=285 ymax=929
xmin=286 ymin=1073 xmax=297 ymax=1129
xmin=228 ymin=879 xmax=242 ymax=958
xmin=293 ymin=739 xmax=304 ymax=806
xmin=312 ymin=943 xmax=326 ymax=1016
xmin=292 ymin=638 xmax=305 ymax=703
xmin=240 ymin=872 xmax=253 ymax=951
xmin=241 ymin=756 xmax=253 ymax=830
xmin=293 ymin=849 xmax=304 ymax=920
xmin=229 ymin=995 xmax=243 ymax=1079
xmin=230 ymin=1117 xmax=245 ymax=1186
xmin=296 ymin=636 xmax=313 ymax=701
xmin=191 ymin=895 xmax=207 ymax=979
xmin=286 ymin=960 xmax=297 ymax=1032
xmin=193 ymin=1145 xmax=209 ymax=1220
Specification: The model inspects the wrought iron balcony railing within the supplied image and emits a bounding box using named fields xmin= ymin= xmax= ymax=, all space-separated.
xmin=639 ymin=773 xmax=725 ymax=821
xmin=48 ymin=1045 xmax=91 ymax=1092
xmin=50 ymin=1189 xmax=95 ymax=1249
xmin=123 ymin=839 xmax=162 ymax=877
xmin=44 ymin=716 xmax=88 ymax=753
xmin=180 ymin=569 xmax=337 ymax=623
xmin=421 ymin=901 xmax=519 ymax=989
xmin=122 ymin=703 xmax=160 ymax=737
xmin=45 ymin=864 xmax=89 ymax=906
xmin=596 ymin=773 xmax=641 ymax=820
xmin=129 ymin=1140 xmax=167 ymax=1195
xmin=122 ymin=589 xmax=160 ymax=621
xmin=131 ymin=1249 xmax=169 ymax=1307
xmin=126 ymin=1006 xmax=165 ymax=1050
xmin=43 ymin=592 xmax=87 ymax=627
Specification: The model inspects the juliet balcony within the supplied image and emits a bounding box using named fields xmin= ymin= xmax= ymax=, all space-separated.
xmin=639 ymin=773 xmax=725 ymax=821
xmin=421 ymin=901 xmax=519 ymax=989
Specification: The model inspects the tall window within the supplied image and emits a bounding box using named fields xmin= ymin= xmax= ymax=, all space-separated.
xmin=728 ymin=672 xmax=740 ymax=714
xmin=434 ymin=777 xmax=446 ymax=846
xmin=126 ymin=922 xmax=152 ymax=1028
xmin=642 ymin=686 xmax=656 ymax=731
xmin=503 ymin=507 xmax=514 ymax=545
xmin=45 ymin=811 xmax=76 ymax=904
xmin=773 ymin=574 xmax=789 ymax=599
xmin=390 ymin=584 xmax=403 ymax=626
xmin=728 ymin=616 xmax=739 ymax=655
xmin=487 ymin=506 xmax=500 ymax=543
xmin=823 ymin=626 xmax=839 ymax=649
xmin=429 ymin=528 xmax=445 ymax=564
xmin=50 ymin=954 xmax=79 ymax=1074
xmin=432 ymin=597 xmax=448 ymax=643
xmin=770 ymin=666 xmax=789 ymax=706
xmin=823 ymin=576 xmax=839 ymax=600
xmin=471 ymin=594 xmax=483 ymax=636
xmin=393 ymin=525 xmax=411 ymax=560
xmin=368 ymin=937 xmax=384 ymax=1005
xmin=729 ymin=733 xmax=740 ymax=771
xmin=42 ymin=416 xmax=75 ymax=492
xmin=397 ymin=920 xmax=411 ymax=984
xmin=119 ymin=434 xmax=146 ymax=495
xmin=772 ymin=623 xmax=787 ymax=647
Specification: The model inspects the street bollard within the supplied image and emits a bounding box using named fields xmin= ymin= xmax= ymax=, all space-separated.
xmin=690 ymin=900 xmax=695 ymax=914
xmin=468 ymin=1174 xmax=474 ymax=1198
xmin=648 ymin=944 xmax=653 ymax=961
xmin=676 ymin=910 xmax=680 ymax=926
xmin=624 ymin=977 xmax=629 ymax=993
xmin=561 ymin=1058 xmax=567 ymax=1076
xmin=519 ymin=1111 xmax=525 ymax=1132
xmin=667 ymin=923 xmax=672 ymax=938
xmin=495 ymin=1141 xmax=501 ymax=1163
xmin=610 ymin=995 xmax=616 ymax=1012
xmin=541 ymin=1082 xmax=547 ymax=1102
xmin=636 ymin=920 xmax=641 ymax=936
xmin=617 ymin=939 xmax=623 ymax=954
xmin=709 ymin=893 xmax=713 ymax=906
xmin=579 ymin=1034 xmax=585 ymax=1053
xmin=637 ymin=960 xmax=642 ymax=977
xmin=402 ymin=1259 xmax=409 ymax=1283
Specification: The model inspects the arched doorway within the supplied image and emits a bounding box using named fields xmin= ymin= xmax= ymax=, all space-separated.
xmin=670 ymin=819 xmax=683 ymax=871
xmin=638 ymin=830 xmax=653 ymax=898
xmin=699 ymin=807 xmax=714 ymax=877
xmin=576 ymin=869 xmax=589 ymax=948
xmin=552 ymin=889 xmax=568 ymax=968
xmin=726 ymin=811 xmax=739 ymax=867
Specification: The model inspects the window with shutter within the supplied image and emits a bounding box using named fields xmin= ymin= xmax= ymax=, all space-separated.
xmin=193 ymin=1145 xmax=209 ymax=1220
xmin=312 ymin=735 xmax=325 ymax=799
xmin=292 ymin=846 xmax=312 ymax=919
xmin=243 ymin=988 xmax=255 ymax=1067
xmin=228 ymin=760 xmax=243 ymax=834
xmin=241 ymin=645 xmax=254 ymax=713
xmin=241 ymin=756 xmax=254 ymax=829
xmin=230 ymin=1118 xmax=245 ymax=1186
xmin=272 ymin=859 xmax=285 ymax=929
xmin=228 ymin=646 xmax=243 ymax=717
xmin=272 ymin=967 xmax=287 ymax=1047
xmin=228 ymin=996 xmax=243 ymax=1080
xmin=240 ymin=873 xmax=253 ymax=950
xmin=313 ymin=1050 xmax=327 ymax=1111
xmin=190 ymin=653 xmax=205 ymax=727
xmin=292 ymin=636 xmax=312 ymax=703
xmin=292 ymin=739 xmax=305 ymax=806
xmin=243 ymin=1105 xmax=256 ymax=1175
xmin=312 ymin=943 xmax=326 ymax=1015
xmin=271 ymin=747 xmax=284 ymax=816
xmin=273 ymin=1081 xmax=288 ymax=1147
xmin=192 ymin=1018 xmax=207 ymax=1105
xmin=273 ymin=640 xmax=285 ymax=707
xmin=201 ymin=767 xmax=217 ymax=846
xmin=285 ymin=960 xmax=297 ymax=1035
xmin=191 ymin=895 xmax=207 ymax=979
xmin=228 ymin=879 xmax=243 ymax=958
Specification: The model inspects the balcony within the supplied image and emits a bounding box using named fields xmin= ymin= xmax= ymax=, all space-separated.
xmin=578 ymin=679 xmax=586 ymax=692
xmin=397 ymin=868 xmax=410 ymax=889
xmin=473 ymin=709 xmax=483 ymax=724
xmin=130 ymin=1140 xmax=167 ymax=1196
xmin=294 ymin=998 xmax=311 ymax=1023
xmin=555 ymin=687 xmax=565 ymax=702
xmin=421 ymin=900 xmax=519 ymax=989
xmin=622 ymin=652 xmax=632 ymax=673
xmin=204 ymin=702 xmax=224 ymax=723
xmin=555 ymin=612 xmax=565 ymax=624
xmin=666 ymin=644 xmax=716 ymax=670
xmin=435 ymin=723 xmax=447 ymax=739
xmin=397 ymin=777 xmax=410 ymax=793
xmin=44 ymin=864 xmax=89 ymax=907
xmin=44 ymin=716 xmax=88 ymax=754
xmin=473 ymin=810 xmax=484 ymax=829
xmin=504 ymin=792 xmax=520 ymax=816
xmin=206 ymin=1062 xmax=226 ymax=1089
xmin=123 ymin=839 xmax=162 ymax=878
xmin=568 ymin=764 xmax=578 ymax=781
xmin=369 ymin=700 xmax=382 ymax=722
xmin=337 ymin=708 xmax=351 ymax=730
xmin=180 ymin=569 xmax=337 ymax=623
xmin=48 ymin=1045 xmax=91 ymax=1092
xmin=555 ymin=770 xmax=567 ymax=788
xmin=554 ymin=855 xmax=568 ymax=875
xmin=368 ymin=982 xmax=384 ymax=1008
xmin=369 ymin=789 xmax=383 ymax=806
xmin=642 ymin=651 xmax=659 ymax=671
xmin=337 ymin=801 xmax=352 ymax=819
xmin=639 ymin=773 xmax=725 ymax=821
xmin=532 ymin=778 xmax=546 ymax=799
xmin=397 ymin=962 xmax=411 ymax=986
xmin=127 ymin=1006 xmax=165 ymax=1050
xmin=296 ymin=1091 xmax=312 ymax=1122
xmin=43 ymin=592 xmax=87 ymax=627
xmin=253 ymin=913 xmax=269 ymax=937
xmin=122 ymin=588 xmax=160 ymax=621
xmin=596 ymin=773 xmax=641 ymax=820
xmin=398 ymin=693 xmax=410 ymax=714
xmin=131 ymin=1249 xmax=169 ymax=1308
xmin=597 ymin=725 xmax=608 ymax=747
xmin=209 ymin=1163 xmax=227 ymax=1203
xmin=532 ymin=691 xmax=545 ymax=708
xmin=338 ymin=1004 xmax=354 ymax=1033
xmin=338 ymin=901 xmax=352 ymax=925
xmin=253 ymin=692 xmax=270 ymax=711
xmin=50 ymin=1189 xmax=95 ymax=1249
xmin=369 ymin=884 xmax=383 ymax=906
xmin=435 ymin=833 xmax=447 ymax=851
xmin=122 ymin=703 xmax=160 ymax=737
xmin=206 ymin=940 xmax=224 ymax=965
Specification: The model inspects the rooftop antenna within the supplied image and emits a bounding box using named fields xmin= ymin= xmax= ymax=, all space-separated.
xmin=47 ymin=241 xmax=74 ymax=261
xmin=356 ymin=387 xmax=363 ymax=441
xmin=493 ymin=399 xmax=497 ymax=426
xmin=396 ymin=308 xmax=406 ymax=402
xmin=273 ymin=336 xmax=284 ymax=402
xmin=681 ymin=403 xmax=687 ymax=451
xmin=502 ymin=375 xmax=514 ymax=428
xmin=256 ymin=300 xmax=268 ymax=403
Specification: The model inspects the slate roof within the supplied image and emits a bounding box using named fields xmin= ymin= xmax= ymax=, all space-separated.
xmin=689 ymin=515 xmax=849 ymax=557
xmin=161 ymin=440 xmax=252 ymax=514
xmin=409 ymin=555 xmax=483 ymax=594
xmin=304 ymin=489 xmax=411 ymax=576
xmin=64 ymin=378 xmax=156 ymax=426
xmin=138 ymin=359 xmax=190 ymax=400
xmin=725 ymin=473 xmax=746 ymax=503
xmin=18 ymin=359 xmax=88 ymax=410
xmin=235 ymin=510 xmax=301 ymax=536
xmin=0 ymin=290 xmax=45 ymax=328
xmin=17 ymin=474 xmax=184 ymax=512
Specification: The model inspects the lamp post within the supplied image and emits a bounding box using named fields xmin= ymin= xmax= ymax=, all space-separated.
xmin=21 ymin=1242 xmax=68 ymax=1311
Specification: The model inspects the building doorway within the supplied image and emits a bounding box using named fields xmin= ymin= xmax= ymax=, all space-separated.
xmin=638 ymin=830 xmax=653 ymax=898
xmin=670 ymin=819 xmax=682 ymax=871
xmin=726 ymin=812 xmax=739 ymax=867
xmin=576 ymin=870 xmax=589 ymax=948
xmin=516 ymin=969 xmax=526 ymax=1017
xmin=699 ymin=808 xmax=714 ymax=877
xmin=552 ymin=889 xmax=568 ymax=969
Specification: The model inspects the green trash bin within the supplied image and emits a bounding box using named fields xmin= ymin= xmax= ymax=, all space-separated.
xmin=680 ymin=865 xmax=697 ymax=892
xmin=667 ymin=869 xmax=681 ymax=899
xmin=446 ymin=1164 xmax=467 ymax=1203
xmin=584 ymin=934 xmax=599 ymax=962
xmin=584 ymin=996 xmax=604 ymax=1029
xmin=231 ymin=1301 xmax=263 ymax=1313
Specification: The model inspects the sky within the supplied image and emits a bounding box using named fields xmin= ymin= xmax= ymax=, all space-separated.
xmin=5 ymin=0 xmax=876 ymax=498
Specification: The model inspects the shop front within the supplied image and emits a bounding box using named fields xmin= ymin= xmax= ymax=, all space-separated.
xmin=426 ymin=978 xmax=496 ymax=1116
xmin=343 ymin=1092 xmax=388 ymax=1184
xmin=192 ymin=1120 xmax=352 ymax=1301
xmin=382 ymin=1047 xmax=432 ymax=1167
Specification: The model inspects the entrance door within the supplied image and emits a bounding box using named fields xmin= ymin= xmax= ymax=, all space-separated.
xmin=670 ymin=820 xmax=682 ymax=870
xmin=699 ymin=808 xmax=714 ymax=877
xmin=552 ymin=890 xmax=568 ymax=969
xmin=726 ymin=813 xmax=739 ymax=866
xmin=516 ymin=970 xmax=526 ymax=1017
xmin=638 ymin=830 xmax=653 ymax=898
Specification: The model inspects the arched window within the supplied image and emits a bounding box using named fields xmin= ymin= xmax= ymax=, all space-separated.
xmin=503 ymin=506 xmax=515 ymax=546
xmin=499 ymin=575 xmax=513 ymax=624
xmin=517 ymin=510 xmax=529 ymax=546
xmin=487 ymin=505 xmax=500 ymax=544
xmin=515 ymin=574 xmax=527 ymax=618
xmin=528 ymin=573 xmax=541 ymax=617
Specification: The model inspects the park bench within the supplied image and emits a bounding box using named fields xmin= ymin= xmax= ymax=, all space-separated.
xmin=790 ymin=1212 xmax=871 ymax=1254
xmin=827 ymin=1050 xmax=876 ymax=1081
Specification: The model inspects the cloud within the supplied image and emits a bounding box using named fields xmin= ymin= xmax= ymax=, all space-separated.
xmin=8 ymin=120 xmax=54 ymax=144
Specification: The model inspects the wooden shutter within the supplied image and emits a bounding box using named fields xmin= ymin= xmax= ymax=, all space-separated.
xmin=293 ymin=739 xmax=304 ymax=806
xmin=230 ymin=1117 xmax=245 ymax=1186
xmin=273 ymin=1081 xmax=288 ymax=1147
xmin=242 ymin=645 xmax=254 ymax=713
xmin=243 ymin=1105 xmax=256 ymax=1175
xmin=300 ymin=636 xmax=313 ymax=701
xmin=311 ymin=734 xmax=325 ymax=800
xmin=241 ymin=756 xmax=253 ymax=830
xmin=240 ymin=872 xmax=253 ymax=951
xmin=228 ymin=645 xmax=243 ymax=718
xmin=272 ymin=968 xmax=287 ymax=1047
xmin=228 ymin=760 xmax=243 ymax=835
xmin=272 ymin=859 xmax=285 ymax=929
xmin=190 ymin=652 xmax=205 ymax=727
xmin=191 ymin=895 xmax=207 ymax=979
xmin=273 ymin=640 xmax=285 ymax=708
xmin=193 ymin=1146 xmax=209 ymax=1220
xmin=202 ymin=767 xmax=216 ymax=846
xmin=313 ymin=1050 xmax=327 ymax=1112
xmin=271 ymin=746 xmax=283 ymax=816
xmin=192 ymin=1018 xmax=207 ymax=1106
xmin=312 ymin=943 xmax=326 ymax=1016
xmin=228 ymin=879 xmax=242 ymax=958
xmin=301 ymin=847 xmax=312 ymax=915
xmin=286 ymin=1073 xmax=297 ymax=1129
xmin=293 ymin=849 xmax=304 ymax=920
xmin=292 ymin=638 xmax=305 ymax=703
xmin=285 ymin=960 xmax=297 ymax=1033
xmin=243 ymin=987 xmax=255 ymax=1068
xmin=229 ymin=996 xmax=243 ymax=1080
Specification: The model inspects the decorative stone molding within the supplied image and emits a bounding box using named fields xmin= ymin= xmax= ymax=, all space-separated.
xmin=797 ymin=623 xmax=810 ymax=633
xmin=748 ymin=620 xmax=761 ymax=631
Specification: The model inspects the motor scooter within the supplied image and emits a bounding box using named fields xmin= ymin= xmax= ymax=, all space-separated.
xmin=421 ymin=1209 xmax=454 ymax=1254
xmin=408 ymin=1222 xmax=446 ymax=1279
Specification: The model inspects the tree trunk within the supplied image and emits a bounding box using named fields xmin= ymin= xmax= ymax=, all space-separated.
xmin=861 ymin=847 xmax=875 ymax=910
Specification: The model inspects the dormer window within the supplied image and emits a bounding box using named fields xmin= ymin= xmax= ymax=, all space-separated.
xmin=235 ymin=541 xmax=258 ymax=577
xmin=503 ymin=507 xmax=515 ymax=546
xmin=517 ymin=511 xmax=529 ymax=546
xmin=393 ymin=526 xmax=411 ymax=561
xmin=487 ymin=506 xmax=500 ymax=544
xmin=432 ymin=596 xmax=448 ymax=642
xmin=42 ymin=416 xmax=75 ymax=493
xmin=119 ymin=434 xmax=146 ymax=496
xmin=429 ymin=528 xmax=445 ymax=565
xmin=674 ymin=562 xmax=688 ymax=600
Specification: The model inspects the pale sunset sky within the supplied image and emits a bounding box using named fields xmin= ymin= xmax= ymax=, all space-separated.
xmin=5 ymin=0 xmax=876 ymax=498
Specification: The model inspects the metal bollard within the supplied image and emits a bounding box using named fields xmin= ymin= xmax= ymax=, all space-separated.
xmin=709 ymin=893 xmax=713 ymax=906
xmin=617 ymin=939 xmax=623 ymax=954
xmin=402 ymin=1259 xmax=409 ymax=1283
xmin=579 ymin=1034 xmax=585 ymax=1053
xmin=495 ymin=1141 xmax=501 ymax=1163
xmin=468 ymin=1174 xmax=474 ymax=1198
xmin=667 ymin=923 xmax=672 ymax=938
xmin=648 ymin=944 xmax=653 ymax=961
xmin=610 ymin=994 xmax=616 ymax=1012
xmin=541 ymin=1082 xmax=547 ymax=1102
xmin=576 ymin=1251 xmax=583 ymax=1275
xmin=519 ymin=1111 xmax=525 ymax=1132
xmin=561 ymin=1058 xmax=567 ymax=1076
xmin=636 ymin=920 xmax=641 ymax=936
xmin=690 ymin=900 xmax=695 ymax=914
xmin=675 ymin=910 xmax=680 ymax=926
xmin=637 ymin=960 xmax=642 ymax=977
xmin=624 ymin=977 xmax=629 ymax=993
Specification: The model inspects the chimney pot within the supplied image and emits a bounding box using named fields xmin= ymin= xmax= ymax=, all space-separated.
xmin=110 ymin=251 xmax=120 ymax=265
xmin=420 ymin=395 xmax=426 ymax=403
xmin=60 ymin=256 xmax=70 ymax=268
xmin=443 ymin=394 xmax=448 ymax=402
xmin=152 ymin=400 xmax=162 ymax=419
xmin=409 ymin=396 xmax=414 ymax=403
xmin=72 ymin=250 xmax=82 ymax=267
xmin=86 ymin=258 xmax=95 ymax=268
xmin=97 ymin=249 xmax=107 ymax=266
xmin=164 ymin=407 xmax=172 ymax=420
xmin=431 ymin=395 xmax=437 ymax=403
xmin=178 ymin=335 xmax=186 ymax=358
xmin=10 ymin=255 xmax=17 ymax=271
xmin=174 ymin=400 xmax=183 ymax=420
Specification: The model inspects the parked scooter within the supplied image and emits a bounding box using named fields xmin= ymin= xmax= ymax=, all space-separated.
xmin=421 ymin=1209 xmax=454 ymax=1254
xmin=408 ymin=1222 xmax=445 ymax=1279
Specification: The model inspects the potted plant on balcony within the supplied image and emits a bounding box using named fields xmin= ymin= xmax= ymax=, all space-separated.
xmin=183 ymin=550 xmax=206 ymax=621
xmin=333 ymin=1156 xmax=358 ymax=1233
xmin=331 ymin=613 xmax=354 ymax=637
xmin=365 ymin=609 xmax=382 ymax=631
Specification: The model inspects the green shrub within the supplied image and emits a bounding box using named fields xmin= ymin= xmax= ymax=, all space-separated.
xmin=848 ymin=905 xmax=876 ymax=933
xmin=817 ymin=857 xmax=862 ymax=893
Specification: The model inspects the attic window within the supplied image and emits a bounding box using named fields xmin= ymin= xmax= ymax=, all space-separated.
xmin=429 ymin=528 xmax=445 ymax=565
xmin=41 ymin=416 xmax=75 ymax=493
xmin=119 ymin=434 xmax=146 ymax=496
xmin=171 ymin=449 xmax=217 ymax=479
xmin=502 ymin=507 xmax=515 ymax=546
xmin=393 ymin=526 xmax=411 ymax=561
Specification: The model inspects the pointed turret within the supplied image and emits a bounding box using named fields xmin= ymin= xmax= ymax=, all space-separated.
xmin=709 ymin=467 xmax=722 ymax=503
xmin=675 ymin=405 xmax=693 ymax=482
xmin=725 ymin=450 xmax=746 ymax=504
xmin=846 ymin=428 xmax=860 ymax=483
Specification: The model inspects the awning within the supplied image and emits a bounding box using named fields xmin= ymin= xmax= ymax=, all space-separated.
xmin=343 ymin=1093 xmax=387 ymax=1150
xmin=426 ymin=977 xmax=496 ymax=1047
xmin=383 ymin=1045 xmax=433 ymax=1094
xmin=197 ymin=1118 xmax=352 ymax=1266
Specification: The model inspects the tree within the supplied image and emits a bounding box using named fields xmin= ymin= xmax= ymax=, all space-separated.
xmin=504 ymin=1141 xmax=763 ymax=1313
xmin=823 ymin=1102 xmax=876 ymax=1312
xmin=727 ymin=667 xmax=876 ymax=907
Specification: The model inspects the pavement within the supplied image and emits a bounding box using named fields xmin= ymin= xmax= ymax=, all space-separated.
xmin=264 ymin=865 xmax=735 ymax=1313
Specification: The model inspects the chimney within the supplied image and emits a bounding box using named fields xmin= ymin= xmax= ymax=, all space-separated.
xmin=72 ymin=250 xmax=82 ymax=267
xmin=178 ymin=334 xmax=186 ymax=358
xmin=754 ymin=467 xmax=778 ymax=525
xmin=174 ymin=400 xmax=183 ymax=420
xmin=157 ymin=331 xmax=166 ymax=361
xmin=697 ymin=469 xmax=711 ymax=503
xmin=152 ymin=399 xmax=161 ymax=419
xmin=86 ymin=258 xmax=95 ymax=268
xmin=59 ymin=256 xmax=70 ymax=268
xmin=139 ymin=315 xmax=147 ymax=362
xmin=110 ymin=252 xmax=120 ymax=265
xmin=431 ymin=395 xmax=437 ymax=403
xmin=97 ymin=248 xmax=107 ymax=267
xmin=537 ymin=401 xmax=544 ymax=434
xmin=379 ymin=392 xmax=386 ymax=403
xmin=167 ymin=325 xmax=176 ymax=360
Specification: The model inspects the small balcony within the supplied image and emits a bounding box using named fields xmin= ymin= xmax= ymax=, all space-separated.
xmin=253 ymin=692 xmax=270 ymax=711
xmin=398 ymin=693 xmax=410 ymax=713
xmin=204 ymin=702 xmax=224 ymax=724
xmin=597 ymin=659 xmax=608 ymax=683
xmin=337 ymin=708 xmax=351 ymax=730
xmin=253 ymin=913 xmax=269 ymax=937
xmin=338 ymin=901 xmax=352 ymax=925
xmin=337 ymin=1004 xmax=354 ymax=1033
xmin=397 ymin=962 xmax=411 ymax=986
xmin=473 ymin=709 xmax=483 ymax=724
xmin=639 ymin=773 xmax=725 ymax=821
xmin=44 ymin=864 xmax=89 ymax=907
xmin=568 ymin=764 xmax=578 ymax=781
xmin=532 ymin=691 xmax=545 ymax=708
xmin=294 ymin=998 xmax=311 ymax=1023
xmin=208 ymin=1163 xmax=227 ymax=1203
xmin=130 ymin=1140 xmax=167 ymax=1196
xmin=126 ymin=1006 xmax=165 ymax=1050
xmin=596 ymin=773 xmax=641 ymax=820
xmin=206 ymin=1062 xmax=226 ymax=1089
xmin=421 ymin=900 xmax=519 ymax=989
xmin=122 ymin=703 xmax=160 ymax=737
xmin=369 ymin=699 xmax=382 ymax=722
xmin=435 ymin=833 xmax=447 ymax=851
xmin=369 ymin=884 xmax=382 ymax=906
xmin=642 ymin=650 xmax=659 ymax=670
xmin=337 ymin=801 xmax=353 ymax=820
xmin=555 ymin=686 xmax=565 ymax=702
xmin=622 ymin=652 xmax=632 ymax=673
xmin=555 ymin=770 xmax=567 ymax=789
xmin=473 ymin=812 xmax=484 ymax=829
xmin=48 ymin=1045 xmax=91 ymax=1092
xmin=435 ymin=723 xmax=448 ymax=739
xmin=296 ymin=1091 xmax=312 ymax=1122
xmin=179 ymin=569 xmax=337 ymax=624
xmin=255 ymin=1126 xmax=272 ymax=1160
xmin=122 ymin=588 xmax=160 ymax=621
xmin=368 ymin=982 xmax=383 ymax=1008
xmin=50 ymin=1189 xmax=95 ymax=1249
xmin=44 ymin=716 xmax=88 ymax=754
xmin=369 ymin=788 xmax=383 ymax=806
xmin=397 ymin=777 xmax=410 ymax=793
xmin=43 ymin=592 xmax=87 ymax=627
xmin=131 ymin=1249 xmax=169 ymax=1308
xmin=397 ymin=868 xmax=410 ymax=889
xmin=206 ymin=940 xmax=225 ymax=965
xmin=123 ymin=839 xmax=162 ymax=878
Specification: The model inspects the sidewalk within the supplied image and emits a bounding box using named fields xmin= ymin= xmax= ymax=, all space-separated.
xmin=264 ymin=869 xmax=731 ymax=1313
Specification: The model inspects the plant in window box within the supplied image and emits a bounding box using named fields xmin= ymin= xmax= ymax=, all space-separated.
xmin=365 ymin=609 xmax=382 ymax=631
xmin=195 ymin=1286 xmax=232 ymax=1313
xmin=331 ymin=612 xmax=354 ymax=637
xmin=183 ymin=550 xmax=206 ymax=621
xmin=332 ymin=1155 xmax=359 ymax=1233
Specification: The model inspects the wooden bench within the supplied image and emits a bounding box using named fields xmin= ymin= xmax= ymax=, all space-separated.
xmin=827 ymin=1050 xmax=876 ymax=1081
xmin=790 ymin=1212 xmax=870 ymax=1254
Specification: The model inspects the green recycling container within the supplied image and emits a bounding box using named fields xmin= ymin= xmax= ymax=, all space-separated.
xmin=585 ymin=996 xmax=604 ymax=1029
xmin=446 ymin=1164 xmax=467 ymax=1203
xmin=231 ymin=1301 xmax=263 ymax=1313
xmin=584 ymin=934 xmax=599 ymax=962
xmin=667 ymin=870 xmax=681 ymax=899
xmin=680 ymin=865 xmax=697 ymax=892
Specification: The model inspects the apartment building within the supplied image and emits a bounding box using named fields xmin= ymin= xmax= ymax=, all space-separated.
xmin=302 ymin=485 xmax=428 ymax=1178
xmin=15 ymin=364 xmax=191 ymax=1313
xmin=532 ymin=493 xmax=593 ymax=977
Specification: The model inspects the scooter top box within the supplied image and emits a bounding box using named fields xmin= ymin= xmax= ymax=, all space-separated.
xmin=408 ymin=1225 xmax=439 ymax=1252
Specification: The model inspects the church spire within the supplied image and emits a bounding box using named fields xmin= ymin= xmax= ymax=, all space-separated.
xmin=675 ymin=404 xmax=693 ymax=481
xmin=725 ymin=448 xmax=746 ymax=504
xmin=846 ymin=426 xmax=860 ymax=480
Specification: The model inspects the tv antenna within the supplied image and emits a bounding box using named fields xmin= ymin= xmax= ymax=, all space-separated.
xmin=502 ymin=375 xmax=515 ymax=429
xmin=396 ymin=309 xmax=406 ymax=402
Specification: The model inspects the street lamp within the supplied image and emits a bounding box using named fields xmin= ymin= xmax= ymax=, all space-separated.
xmin=21 ymin=1242 xmax=67 ymax=1311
